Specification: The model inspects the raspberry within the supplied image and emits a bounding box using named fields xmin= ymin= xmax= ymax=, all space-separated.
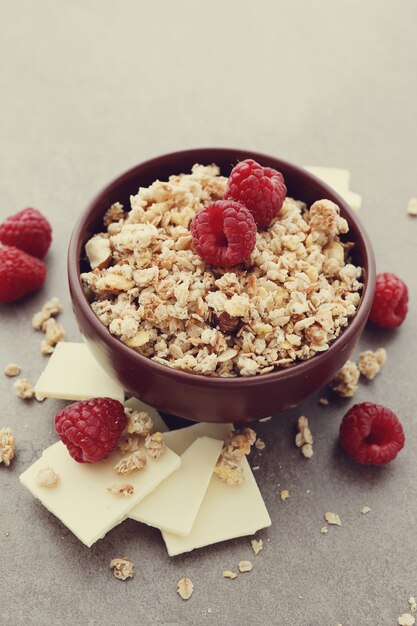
xmin=339 ymin=402 xmax=405 ymax=465
xmin=191 ymin=200 xmax=256 ymax=268
xmin=0 ymin=245 xmax=47 ymax=303
xmin=0 ymin=208 xmax=52 ymax=259
xmin=54 ymin=398 xmax=126 ymax=463
xmin=369 ymin=272 xmax=408 ymax=328
xmin=225 ymin=159 xmax=287 ymax=229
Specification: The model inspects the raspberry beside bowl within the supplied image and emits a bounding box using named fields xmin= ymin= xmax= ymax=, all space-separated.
xmin=68 ymin=148 xmax=376 ymax=423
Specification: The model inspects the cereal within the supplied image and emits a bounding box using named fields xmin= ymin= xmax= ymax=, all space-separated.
xmin=81 ymin=164 xmax=362 ymax=377
xmin=14 ymin=378 xmax=35 ymax=399
xmin=214 ymin=428 xmax=256 ymax=485
xmin=238 ymin=560 xmax=253 ymax=573
xmin=36 ymin=467 xmax=60 ymax=488
xmin=0 ymin=427 xmax=15 ymax=466
xmin=177 ymin=577 xmax=194 ymax=600
xmin=330 ymin=360 xmax=360 ymax=397
xmin=107 ymin=483 xmax=134 ymax=497
xmin=223 ymin=570 xmax=237 ymax=579
xmin=4 ymin=363 xmax=20 ymax=377
xmin=40 ymin=318 xmax=65 ymax=355
xmin=358 ymin=348 xmax=386 ymax=380
xmin=144 ymin=432 xmax=165 ymax=460
xmin=251 ymin=538 xmax=263 ymax=554
xmin=361 ymin=506 xmax=371 ymax=515
xmin=295 ymin=415 xmax=314 ymax=459
xmin=32 ymin=297 xmax=62 ymax=330
xmin=407 ymin=198 xmax=417 ymax=216
xmin=114 ymin=451 xmax=147 ymax=475
xmin=110 ymin=557 xmax=134 ymax=580
xmin=125 ymin=409 xmax=153 ymax=436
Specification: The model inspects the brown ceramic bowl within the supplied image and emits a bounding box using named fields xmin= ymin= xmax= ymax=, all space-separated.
xmin=68 ymin=148 xmax=376 ymax=423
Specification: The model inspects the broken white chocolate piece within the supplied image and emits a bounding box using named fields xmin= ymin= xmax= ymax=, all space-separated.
xmin=36 ymin=467 xmax=60 ymax=488
xmin=125 ymin=409 xmax=153 ymax=436
xmin=130 ymin=437 xmax=223 ymax=537
xmin=177 ymin=577 xmax=194 ymax=600
xmin=34 ymin=342 xmax=124 ymax=402
xmin=124 ymin=397 xmax=169 ymax=434
xmin=324 ymin=512 xmax=342 ymax=526
xmin=407 ymin=197 xmax=417 ymax=216
xmin=223 ymin=570 xmax=237 ymax=580
xmin=86 ymin=235 xmax=112 ymax=270
xmin=20 ymin=441 xmax=180 ymax=547
xmin=162 ymin=456 xmax=271 ymax=556
xmin=4 ymin=363 xmax=21 ymax=377
xmin=163 ymin=422 xmax=232 ymax=456
xmin=238 ymin=560 xmax=253 ymax=572
xmin=110 ymin=557 xmax=134 ymax=580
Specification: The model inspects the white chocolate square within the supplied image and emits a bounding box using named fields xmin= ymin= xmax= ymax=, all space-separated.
xmin=162 ymin=456 xmax=271 ymax=556
xmin=129 ymin=436 xmax=223 ymax=536
xmin=19 ymin=440 xmax=181 ymax=547
xmin=163 ymin=422 xmax=232 ymax=456
xmin=34 ymin=342 xmax=124 ymax=402
xmin=124 ymin=396 xmax=169 ymax=433
xmin=304 ymin=166 xmax=362 ymax=212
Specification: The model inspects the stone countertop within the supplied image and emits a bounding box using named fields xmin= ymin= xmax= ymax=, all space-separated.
xmin=1 ymin=1 xmax=416 ymax=624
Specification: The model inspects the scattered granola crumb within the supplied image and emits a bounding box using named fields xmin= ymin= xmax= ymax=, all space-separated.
xmin=252 ymin=465 xmax=260 ymax=471
xmin=117 ymin=433 xmax=141 ymax=455
xmin=14 ymin=378 xmax=35 ymax=399
xmin=295 ymin=415 xmax=314 ymax=458
xmin=177 ymin=577 xmax=194 ymax=600
xmin=361 ymin=506 xmax=372 ymax=515
xmin=238 ymin=560 xmax=253 ymax=573
xmin=110 ymin=557 xmax=134 ymax=581
xmin=144 ymin=432 xmax=165 ymax=460
xmin=103 ymin=202 xmax=125 ymax=228
xmin=407 ymin=197 xmax=417 ymax=216
xmin=280 ymin=489 xmax=290 ymax=501
xmin=114 ymin=450 xmax=147 ymax=474
xmin=0 ymin=427 xmax=15 ymax=466
xmin=107 ymin=483 xmax=134 ymax=496
xmin=207 ymin=608 xmax=212 ymax=614
xmin=324 ymin=512 xmax=342 ymax=526
xmin=125 ymin=409 xmax=153 ymax=436
xmin=4 ymin=363 xmax=21 ymax=377
xmin=215 ymin=428 xmax=256 ymax=485
xmin=319 ymin=397 xmax=329 ymax=406
xmin=40 ymin=318 xmax=65 ymax=355
xmin=398 ymin=614 xmax=415 ymax=626
xmin=255 ymin=438 xmax=266 ymax=450
xmin=320 ymin=526 xmax=328 ymax=534
xmin=223 ymin=570 xmax=237 ymax=579
xmin=409 ymin=598 xmax=417 ymax=613
xmin=330 ymin=360 xmax=360 ymax=397
xmin=358 ymin=348 xmax=387 ymax=380
xmin=32 ymin=297 xmax=62 ymax=330
xmin=36 ymin=467 xmax=60 ymax=488
xmin=259 ymin=416 xmax=272 ymax=423
xmin=251 ymin=538 xmax=263 ymax=555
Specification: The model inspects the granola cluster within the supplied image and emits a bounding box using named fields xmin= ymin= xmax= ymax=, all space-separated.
xmin=214 ymin=428 xmax=256 ymax=485
xmin=114 ymin=408 xmax=165 ymax=474
xmin=81 ymin=164 xmax=363 ymax=377
xmin=0 ymin=427 xmax=15 ymax=466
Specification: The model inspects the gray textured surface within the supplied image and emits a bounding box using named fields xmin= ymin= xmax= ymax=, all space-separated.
xmin=1 ymin=1 xmax=416 ymax=624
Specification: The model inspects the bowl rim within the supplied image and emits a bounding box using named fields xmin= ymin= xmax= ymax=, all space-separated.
xmin=68 ymin=147 xmax=376 ymax=389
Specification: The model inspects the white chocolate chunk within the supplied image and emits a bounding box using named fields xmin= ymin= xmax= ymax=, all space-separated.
xmin=20 ymin=441 xmax=180 ymax=547
xmin=304 ymin=166 xmax=362 ymax=211
xmin=162 ymin=456 xmax=271 ymax=556
xmin=124 ymin=397 xmax=169 ymax=433
xmin=130 ymin=437 xmax=223 ymax=536
xmin=34 ymin=342 xmax=124 ymax=402
xmin=163 ymin=422 xmax=232 ymax=456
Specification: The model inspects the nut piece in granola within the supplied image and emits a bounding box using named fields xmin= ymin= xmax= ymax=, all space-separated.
xmin=214 ymin=428 xmax=256 ymax=485
xmin=295 ymin=415 xmax=314 ymax=459
xmin=107 ymin=483 xmax=134 ymax=497
xmin=222 ymin=570 xmax=237 ymax=579
xmin=85 ymin=235 xmax=112 ymax=270
xmin=238 ymin=560 xmax=253 ymax=572
xmin=125 ymin=408 xmax=153 ymax=436
xmin=4 ymin=363 xmax=21 ymax=377
xmin=0 ymin=427 xmax=15 ymax=466
xmin=14 ymin=378 xmax=35 ymax=399
xmin=144 ymin=432 xmax=165 ymax=460
xmin=40 ymin=318 xmax=66 ymax=355
xmin=177 ymin=577 xmax=194 ymax=600
xmin=358 ymin=348 xmax=386 ymax=380
xmin=36 ymin=467 xmax=60 ymax=488
xmin=114 ymin=450 xmax=147 ymax=475
xmin=330 ymin=360 xmax=360 ymax=397
xmin=32 ymin=297 xmax=62 ymax=330
xmin=324 ymin=512 xmax=342 ymax=526
xmin=110 ymin=557 xmax=134 ymax=581
xmin=251 ymin=538 xmax=263 ymax=555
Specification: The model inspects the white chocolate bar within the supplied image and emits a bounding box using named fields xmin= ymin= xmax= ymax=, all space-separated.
xmin=20 ymin=440 xmax=181 ymax=547
xmin=129 ymin=436 xmax=223 ymax=536
xmin=304 ymin=166 xmax=362 ymax=211
xmin=34 ymin=342 xmax=124 ymax=402
xmin=124 ymin=397 xmax=169 ymax=433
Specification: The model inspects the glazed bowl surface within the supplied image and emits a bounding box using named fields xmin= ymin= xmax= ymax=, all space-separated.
xmin=68 ymin=148 xmax=376 ymax=423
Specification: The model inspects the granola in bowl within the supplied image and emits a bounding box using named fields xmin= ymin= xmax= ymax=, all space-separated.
xmin=80 ymin=163 xmax=363 ymax=377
